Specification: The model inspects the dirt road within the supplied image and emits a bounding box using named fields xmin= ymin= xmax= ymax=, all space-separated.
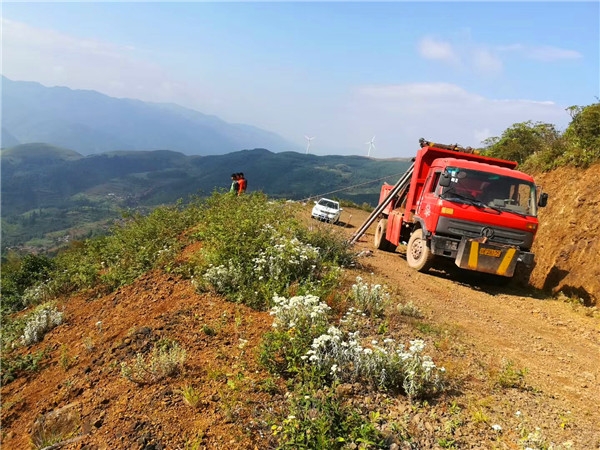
xmin=341 ymin=206 xmax=600 ymax=445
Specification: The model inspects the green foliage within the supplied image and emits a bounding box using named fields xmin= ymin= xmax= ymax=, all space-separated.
xmin=179 ymin=385 xmax=202 ymax=409
xmin=481 ymin=102 xmax=600 ymax=172
xmin=561 ymin=102 xmax=600 ymax=167
xmin=189 ymin=192 xmax=353 ymax=310
xmin=348 ymin=276 xmax=390 ymax=318
xmin=496 ymin=359 xmax=528 ymax=389
xmin=259 ymin=294 xmax=331 ymax=377
xmin=1 ymin=253 xmax=56 ymax=312
xmin=260 ymin=293 xmax=445 ymax=399
xmin=1 ymin=348 xmax=49 ymax=384
xmin=272 ymin=384 xmax=386 ymax=449
xmin=481 ymin=121 xmax=561 ymax=165
xmin=48 ymin=201 xmax=197 ymax=295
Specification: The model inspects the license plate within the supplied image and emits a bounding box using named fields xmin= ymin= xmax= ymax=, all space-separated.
xmin=479 ymin=248 xmax=502 ymax=258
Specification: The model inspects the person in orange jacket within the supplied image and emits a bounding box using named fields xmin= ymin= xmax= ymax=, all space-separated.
xmin=237 ymin=173 xmax=247 ymax=195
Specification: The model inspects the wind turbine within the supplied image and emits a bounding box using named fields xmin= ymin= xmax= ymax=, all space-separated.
xmin=366 ymin=136 xmax=375 ymax=157
xmin=305 ymin=135 xmax=315 ymax=154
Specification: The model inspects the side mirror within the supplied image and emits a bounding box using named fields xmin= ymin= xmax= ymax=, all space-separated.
xmin=538 ymin=192 xmax=548 ymax=208
xmin=439 ymin=172 xmax=451 ymax=187
xmin=314 ymin=200 xmax=318 ymax=205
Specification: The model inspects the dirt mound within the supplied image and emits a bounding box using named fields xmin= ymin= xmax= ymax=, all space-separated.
xmin=2 ymin=270 xmax=278 ymax=450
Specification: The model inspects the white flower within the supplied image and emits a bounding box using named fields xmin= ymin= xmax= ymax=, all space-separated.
xmin=491 ymin=424 xmax=502 ymax=432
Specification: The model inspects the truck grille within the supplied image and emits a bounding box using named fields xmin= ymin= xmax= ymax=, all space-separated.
xmin=437 ymin=217 xmax=533 ymax=249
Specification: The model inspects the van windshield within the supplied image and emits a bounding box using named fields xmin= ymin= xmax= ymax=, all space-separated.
xmin=438 ymin=167 xmax=538 ymax=217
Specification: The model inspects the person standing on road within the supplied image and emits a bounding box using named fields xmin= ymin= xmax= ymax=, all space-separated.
xmin=237 ymin=173 xmax=247 ymax=196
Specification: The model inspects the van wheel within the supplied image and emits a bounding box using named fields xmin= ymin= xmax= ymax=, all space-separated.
xmin=406 ymin=228 xmax=434 ymax=272
xmin=374 ymin=219 xmax=395 ymax=252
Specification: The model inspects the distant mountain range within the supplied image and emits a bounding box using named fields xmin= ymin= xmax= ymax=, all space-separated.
xmin=1 ymin=143 xmax=411 ymax=253
xmin=0 ymin=76 xmax=299 ymax=155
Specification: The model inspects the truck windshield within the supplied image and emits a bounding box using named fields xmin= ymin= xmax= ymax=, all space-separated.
xmin=438 ymin=167 xmax=538 ymax=217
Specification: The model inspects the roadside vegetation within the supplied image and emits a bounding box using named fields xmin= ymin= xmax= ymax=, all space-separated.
xmin=480 ymin=102 xmax=600 ymax=171
xmin=1 ymin=192 xmax=447 ymax=448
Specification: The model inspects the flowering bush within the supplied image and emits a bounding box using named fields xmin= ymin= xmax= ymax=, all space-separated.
xmin=253 ymin=236 xmax=320 ymax=284
xmin=270 ymin=294 xmax=331 ymax=333
xmin=304 ymin=326 xmax=445 ymax=397
xmin=200 ymin=261 xmax=245 ymax=295
xmin=21 ymin=303 xmax=64 ymax=346
xmin=349 ymin=276 xmax=390 ymax=318
xmin=260 ymin=294 xmax=332 ymax=377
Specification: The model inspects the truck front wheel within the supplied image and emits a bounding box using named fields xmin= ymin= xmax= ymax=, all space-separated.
xmin=406 ymin=228 xmax=434 ymax=272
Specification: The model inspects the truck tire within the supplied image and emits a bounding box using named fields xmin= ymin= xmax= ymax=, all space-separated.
xmin=510 ymin=261 xmax=534 ymax=288
xmin=406 ymin=228 xmax=434 ymax=272
xmin=374 ymin=219 xmax=395 ymax=251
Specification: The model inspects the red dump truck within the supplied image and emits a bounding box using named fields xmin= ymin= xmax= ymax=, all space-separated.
xmin=350 ymin=139 xmax=548 ymax=281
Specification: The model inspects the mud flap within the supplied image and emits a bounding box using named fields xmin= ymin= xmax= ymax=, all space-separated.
xmin=455 ymin=237 xmax=519 ymax=277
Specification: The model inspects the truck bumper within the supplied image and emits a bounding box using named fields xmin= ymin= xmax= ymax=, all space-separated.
xmin=455 ymin=237 xmax=534 ymax=277
xmin=431 ymin=235 xmax=534 ymax=277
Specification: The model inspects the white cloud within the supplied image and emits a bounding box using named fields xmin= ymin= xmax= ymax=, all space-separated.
xmin=497 ymin=44 xmax=583 ymax=62
xmin=338 ymin=82 xmax=570 ymax=157
xmin=472 ymin=48 xmax=503 ymax=74
xmin=417 ymin=35 xmax=583 ymax=76
xmin=417 ymin=37 xmax=460 ymax=65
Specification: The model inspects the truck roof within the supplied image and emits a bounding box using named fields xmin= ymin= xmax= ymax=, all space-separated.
xmin=434 ymin=157 xmax=535 ymax=182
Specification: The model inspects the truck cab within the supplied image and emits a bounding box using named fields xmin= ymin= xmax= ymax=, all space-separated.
xmin=370 ymin=141 xmax=548 ymax=279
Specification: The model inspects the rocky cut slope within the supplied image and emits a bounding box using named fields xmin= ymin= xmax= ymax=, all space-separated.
xmin=529 ymin=163 xmax=600 ymax=305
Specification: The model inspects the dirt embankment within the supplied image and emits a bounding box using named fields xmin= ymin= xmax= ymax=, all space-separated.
xmin=529 ymin=163 xmax=600 ymax=305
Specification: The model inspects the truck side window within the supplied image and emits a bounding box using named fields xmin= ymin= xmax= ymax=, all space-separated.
xmin=430 ymin=172 xmax=441 ymax=195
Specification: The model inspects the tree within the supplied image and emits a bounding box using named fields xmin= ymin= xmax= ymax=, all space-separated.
xmin=482 ymin=121 xmax=561 ymax=165
xmin=563 ymin=102 xmax=600 ymax=167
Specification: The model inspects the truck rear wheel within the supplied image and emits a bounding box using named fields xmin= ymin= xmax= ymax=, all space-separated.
xmin=374 ymin=219 xmax=395 ymax=251
xmin=406 ymin=228 xmax=434 ymax=272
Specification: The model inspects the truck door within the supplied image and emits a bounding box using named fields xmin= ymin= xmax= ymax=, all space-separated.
xmin=416 ymin=171 xmax=442 ymax=233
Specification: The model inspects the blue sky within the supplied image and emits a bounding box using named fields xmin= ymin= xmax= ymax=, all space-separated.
xmin=2 ymin=2 xmax=598 ymax=158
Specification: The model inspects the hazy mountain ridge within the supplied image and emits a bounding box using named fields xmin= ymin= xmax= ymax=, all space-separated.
xmin=1 ymin=77 xmax=299 ymax=155
xmin=1 ymin=143 xmax=411 ymax=253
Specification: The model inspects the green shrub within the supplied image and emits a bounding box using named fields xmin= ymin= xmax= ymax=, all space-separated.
xmin=48 ymin=201 xmax=198 ymax=295
xmin=0 ymin=253 xmax=56 ymax=312
xmin=304 ymin=328 xmax=445 ymax=398
xmin=272 ymin=384 xmax=386 ymax=449
xmin=189 ymin=193 xmax=352 ymax=310
xmin=1 ymin=348 xmax=48 ymax=384
xmin=496 ymin=359 xmax=527 ymax=389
